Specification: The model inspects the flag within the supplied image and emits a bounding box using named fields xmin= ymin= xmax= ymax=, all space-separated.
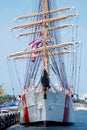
xmin=29 ymin=32 xmax=44 ymax=62
xmin=29 ymin=32 xmax=44 ymax=48
xmin=29 ymin=40 xmax=42 ymax=48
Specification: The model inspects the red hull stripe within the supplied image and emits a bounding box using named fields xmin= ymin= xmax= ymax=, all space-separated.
xmin=63 ymin=94 xmax=70 ymax=122
xmin=22 ymin=94 xmax=30 ymax=123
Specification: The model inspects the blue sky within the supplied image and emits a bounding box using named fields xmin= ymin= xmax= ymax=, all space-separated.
xmin=0 ymin=0 xmax=87 ymax=97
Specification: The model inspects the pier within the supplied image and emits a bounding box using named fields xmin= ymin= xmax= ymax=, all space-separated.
xmin=0 ymin=109 xmax=20 ymax=130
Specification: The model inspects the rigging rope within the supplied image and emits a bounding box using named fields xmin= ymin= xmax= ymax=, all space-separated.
xmin=77 ymin=43 xmax=82 ymax=95
xmin=6 ymin=59 xmax=15 ymax=96
xmin=48 ymin=0 xmax=69 ymax=89
xmin=13 ymin=60 xmax=22 ymax=88
xmin=14 ymin=0 xmax=79 ymax=91
xmin=24 ymin=0 xmax=43 ymax=88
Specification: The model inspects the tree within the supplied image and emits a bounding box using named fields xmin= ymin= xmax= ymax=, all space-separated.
xmin=0 ymin=83 xmax=4 ymax=95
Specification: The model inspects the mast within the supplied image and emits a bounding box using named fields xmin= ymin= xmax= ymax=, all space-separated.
xmin=6 ymin=0 xmax=80 ymax=91
xmin=42 ymin=0 xmax=49 ymax=72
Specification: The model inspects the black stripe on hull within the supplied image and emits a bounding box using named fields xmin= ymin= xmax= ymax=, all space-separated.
xmin=21 ymin=121 xmax=74 ymax=127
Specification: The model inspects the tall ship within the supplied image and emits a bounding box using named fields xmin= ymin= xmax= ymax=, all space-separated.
xmin=7 ymin=0 xmax=81 ymax=126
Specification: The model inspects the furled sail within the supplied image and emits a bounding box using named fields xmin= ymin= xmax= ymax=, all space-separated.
xmin=12 ymin=14 xmax=78 ymax=30
xmin=15 ymin=7 xmax=75 ymax=21
xmin=8 ymin=42 xmax=79 ymax=58
xmin=17 ymin=24 xmax=74 ymax=38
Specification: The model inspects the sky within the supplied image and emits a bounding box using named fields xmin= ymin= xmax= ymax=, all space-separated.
xmin=0 ymin=0 xmax=87 ymax=97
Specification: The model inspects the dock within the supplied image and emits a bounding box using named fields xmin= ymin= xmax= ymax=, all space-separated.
xmin=0 ymin=108 xmax=20 ymax=130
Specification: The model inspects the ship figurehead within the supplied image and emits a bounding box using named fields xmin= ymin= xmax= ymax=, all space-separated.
xmin=41 ymin=68 xmax=51 ymax=99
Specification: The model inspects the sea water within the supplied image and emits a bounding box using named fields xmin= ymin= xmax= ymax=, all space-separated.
xmin=7 ymin=111 xmax=87 ymax=130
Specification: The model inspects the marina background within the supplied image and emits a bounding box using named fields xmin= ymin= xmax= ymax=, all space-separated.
xmin=0 ymin=0 xmax=87 ymax=97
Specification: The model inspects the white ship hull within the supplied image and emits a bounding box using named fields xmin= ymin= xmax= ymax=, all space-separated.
xmin=20 ymin=89 xmax=73 ymax=126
